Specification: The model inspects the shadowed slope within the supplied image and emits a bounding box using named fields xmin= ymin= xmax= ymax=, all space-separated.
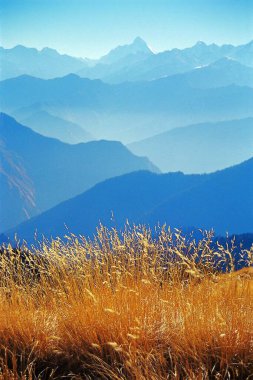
xmin=7 ymin=158 xmax=253 ymax=242
xmin=0 ymin=113 xmax=158 ymax=230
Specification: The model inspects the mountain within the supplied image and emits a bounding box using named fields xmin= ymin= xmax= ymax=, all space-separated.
xmin=231 ymin=40 xmax=253 ymax=67
xmin=77 ymin=55 xmax=253 ymax=89
xmin=1 ymin=40 xmax=253 ymax=84
xmin=99 ymin=37 xmax=153 ymax=65
xmin=146 ymin=158 xmax=253 ymax=234
xmin=5 ymin=171 xmax=205 ymax=242
xmin=14 ymin=107 xmax=93 ymax=144
xmin=78 ymin=40 xmax=253 ymax=83
xmin=1 ymin=74 xmax=253 ymax=143
xmin=0 ymin=138 xmax=37 ymax=233
xmin=5 ymin=158 xmax=253 ymax=243
xmin=0 ymin=37 xmax=253 ymax=83
xmin=0 ymin=74 xmax=109 ymax=113
xmin=77 ymin=37 xmax=154 ymax=81
xmin=0 ymin=113 xmax=158 ymax=231
xmin=0 ymin=45 xmax=88 ymax=80
xmin=129 ymin=118 xmax=253 ymax=173
xmin=109 ymin=40 xmax=253 ymax=83
xmin=170 ymin=58 xmax=253 ymax=89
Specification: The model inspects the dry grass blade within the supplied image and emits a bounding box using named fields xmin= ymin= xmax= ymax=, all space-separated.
xmin=0 ymin=225 xmax=252 ymax=379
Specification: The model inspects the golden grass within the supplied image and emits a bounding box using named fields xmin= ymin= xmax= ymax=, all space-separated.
xmin=0 ymin=225 xmax=252 ymax=379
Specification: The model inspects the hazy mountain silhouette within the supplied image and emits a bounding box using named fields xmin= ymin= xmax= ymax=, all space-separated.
xmin=231 ymin=40 xmax=253 ymax=67
xmin=14 ymin=107 xmax=93 ymax=144
xmin=79 ymin=40 xmax=253 ymax=83
xmin=2 ymin=39 xmax=253 ymax=84
xmin=0 ymin=45 xmax=88 ymax=80
xmin=77 ymin=37 xmax=154 ymax=80
xmin=1 ymin=74 xmax=253 ymax=143
xmin=99 ymin=37 xmax=153 ymax=65
xmin=0 ymin=113 xmax=158 ymax=230
xmin=166 ymin=58 xmax=253 ymax=89
xmin=0 ymin=38 xmax=153 ymax=82
xmin=5 ymin=158 xmax=253 ymax=243
xmin=129 ymin=118 xmax=253 ymax=173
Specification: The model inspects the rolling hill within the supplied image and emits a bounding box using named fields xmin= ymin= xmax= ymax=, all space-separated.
xmin=0 ymin=113 xmax=158 ymax=230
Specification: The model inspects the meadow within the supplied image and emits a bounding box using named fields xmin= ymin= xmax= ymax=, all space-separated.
xmin=0 ymin=225 xmax=252 ymax=379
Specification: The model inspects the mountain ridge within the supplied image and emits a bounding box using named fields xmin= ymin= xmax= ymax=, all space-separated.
xmin=4 ymin=158 xmax=253 ymax=243
xmin=129 ymin=118 xmax=253 ymax=173
xmin=1 ymin=73 xmax=253 ymax=143
xmin=0 ymin=113 xmax=158 ymax=231
xmin=1 ymin=39 xmax=253 ymax=82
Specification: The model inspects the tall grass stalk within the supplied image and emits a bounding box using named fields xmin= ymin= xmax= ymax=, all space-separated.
xmin=0 ymin=225 xmax=252 ymax=379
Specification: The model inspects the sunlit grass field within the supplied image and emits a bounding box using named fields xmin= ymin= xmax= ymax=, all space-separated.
xmin=0 ymin=225 xmax=252 ymax=379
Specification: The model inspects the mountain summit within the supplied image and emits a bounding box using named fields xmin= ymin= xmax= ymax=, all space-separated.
xmin=99 ymin=37 xmax=153 ymax=65
xmin=132 ymin=37 xmax=151 ymax=51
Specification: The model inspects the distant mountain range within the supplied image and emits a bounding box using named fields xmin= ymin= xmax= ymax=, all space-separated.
xmin=0 ymin=45 xmax=88 ymax=80
xmin=1 ymin=38 xmax=253 ymax=83
xmin=0 ymin=113 xmax=158 ymax=231
xmin=4 ymin=158 xmax=253 ymax=243
xmin=129 ymin=118 xmax=253 ymax=173
xmin=1 ymin=73 xmax=253 ymax=144
xmin=78 ymin=40 xmax=253 ymax=84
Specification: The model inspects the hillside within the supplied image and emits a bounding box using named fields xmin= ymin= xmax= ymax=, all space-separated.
xmin=5 ymin=171 xmax=204 ymax=241
xmin=0 ymin=142 xmax=37 ymax=233
xmin=146 ymin=158 xmax=253 ymax=235
xmin=129 ymin=118 xmax=253 ymax=173
xmin=6 ymin=158 xmax=253 ymax=242
xmin=0 ymin=113 xmax=158 ymax=230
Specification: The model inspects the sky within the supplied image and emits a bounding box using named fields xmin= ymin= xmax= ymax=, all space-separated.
xmin=0 ymin=0 xmax=252 ymax=58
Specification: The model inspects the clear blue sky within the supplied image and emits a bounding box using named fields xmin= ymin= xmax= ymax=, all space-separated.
xmin=0 ymin=0 xmax=252 ymax=58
